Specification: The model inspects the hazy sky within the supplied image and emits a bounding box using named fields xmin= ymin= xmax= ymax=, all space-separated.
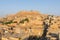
xmin=0 ymin=0 xmax=60 ymax=17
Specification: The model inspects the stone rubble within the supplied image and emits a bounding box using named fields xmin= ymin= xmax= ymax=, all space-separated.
xmin=0 ymin=11 xmax=60 ymax=40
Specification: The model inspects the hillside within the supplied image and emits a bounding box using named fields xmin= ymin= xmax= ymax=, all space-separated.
xmin=0 ymin=11 xmax=60 ymax=40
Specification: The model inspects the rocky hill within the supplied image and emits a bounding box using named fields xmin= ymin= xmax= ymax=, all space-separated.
xmin=0 ymin=11 xmax=60 ymax=40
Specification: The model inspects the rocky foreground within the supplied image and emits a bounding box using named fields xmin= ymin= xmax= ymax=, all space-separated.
xmin=0 ymin=11 xmax=60 ymax=40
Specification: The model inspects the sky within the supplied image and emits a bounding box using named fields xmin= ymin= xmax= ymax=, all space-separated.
xmin=0 ymin=0 xmax=60 ymax=17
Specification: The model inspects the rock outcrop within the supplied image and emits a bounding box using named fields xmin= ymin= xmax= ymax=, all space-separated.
xmin=0 ymin=11 xmax=60 ymax=40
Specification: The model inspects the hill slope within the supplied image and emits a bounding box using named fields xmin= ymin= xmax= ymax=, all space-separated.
xmin=0 ymin=11 xmax=60 ymax=40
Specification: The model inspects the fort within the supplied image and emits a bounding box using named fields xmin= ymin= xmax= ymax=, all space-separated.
xmin=0 ymin=11 xmax=60 ymax=40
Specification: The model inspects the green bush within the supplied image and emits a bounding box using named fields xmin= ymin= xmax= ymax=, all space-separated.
xmin=20 ymin=18 xmax=29 ymax=23
xmin=3 ymin=20 xmax=13 ymax=24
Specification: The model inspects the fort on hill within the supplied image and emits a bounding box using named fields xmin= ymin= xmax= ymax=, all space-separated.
xmin=0 ymin=11 xmax=60 ymax=40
